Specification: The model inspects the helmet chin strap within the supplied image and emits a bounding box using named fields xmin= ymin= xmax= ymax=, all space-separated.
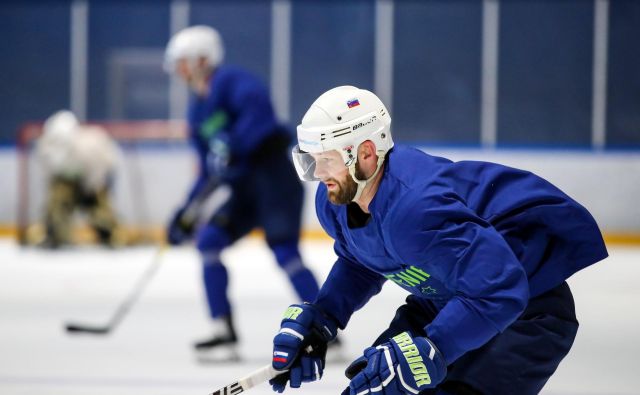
xmin=348 ymin=153 xmax=386 ymax=202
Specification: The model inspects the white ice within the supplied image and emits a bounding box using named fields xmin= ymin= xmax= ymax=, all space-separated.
xmin=0 ymin=238 xmax=637 ymax=395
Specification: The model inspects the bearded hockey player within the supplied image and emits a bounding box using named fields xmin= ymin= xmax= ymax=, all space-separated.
xmin=270 ymin=86 xmax=608 ymax=395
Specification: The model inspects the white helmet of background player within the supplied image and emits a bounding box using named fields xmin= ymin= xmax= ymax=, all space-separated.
xmin=292 ymin=86 xmax=393 ymax=201
xmin=42 ymin=110 xmax=79 ymax=144
xmin=37 ymin=110 xmax=80 ymax=173
xmin=163 ymin=25 xmax=224 ymax=73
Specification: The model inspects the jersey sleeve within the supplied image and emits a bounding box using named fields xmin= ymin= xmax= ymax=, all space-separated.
xmin=389 ymin=192 xmax=529 ymax=364
xmin=314 ymin=253 xmax=386 ymax=329
xmin=313 ymin=185 xmax=387 ymax=328
xmin=183 ymin=125 xmax=214 ymax=206
xmin=226 ymin=78 xmax=279 ymax=158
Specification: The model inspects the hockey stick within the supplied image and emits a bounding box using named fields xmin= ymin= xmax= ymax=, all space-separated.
xmin=209 ymin=364 xmax=286 ymax=395
xmin=65 ymin=246 xmax=167 ymax=335
xmin=209 ymin=344 xmax=315 ymax=395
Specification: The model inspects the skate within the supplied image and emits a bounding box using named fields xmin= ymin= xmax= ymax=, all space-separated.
xmin=194 ymin=315 xmax=240 ymax=363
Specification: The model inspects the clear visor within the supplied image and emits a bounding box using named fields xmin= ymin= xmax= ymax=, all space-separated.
xmin=291 ymin=146 xmax=348 ymax=181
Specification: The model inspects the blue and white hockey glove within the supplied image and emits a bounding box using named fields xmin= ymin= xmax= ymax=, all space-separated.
xmin=341 ymin=331 xmax=447 ymax=395
xmin=270 ymin=303 xmax=338 ymax=392
xmin=207 ymin=136 xmax=231 ymax=177
xmin=166 ymin=206 xmax=195 ymax=245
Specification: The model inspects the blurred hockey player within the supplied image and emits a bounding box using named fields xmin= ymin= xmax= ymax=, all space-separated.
xmin=35 ymin=110 xmax=120 ymax=248
xmin=269 ymin=86 xmax=609 ymax=395
xmin=164 ymin=25 xmax=321 ymax=361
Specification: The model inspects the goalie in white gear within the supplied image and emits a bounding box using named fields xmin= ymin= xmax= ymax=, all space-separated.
xmin=34 ymin=110 xmax=121 ymax=248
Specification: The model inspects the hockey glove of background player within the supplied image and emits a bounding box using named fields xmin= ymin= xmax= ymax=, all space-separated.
xmin=342 ymin=331 xmax=447 ymax=395
xmin=206 ymin=136 xmax=232 ymax=179
xmin=270 ymin=303 xmax=338 ymax=392
xmin=166 ymin=206 xmax=196 ymax=245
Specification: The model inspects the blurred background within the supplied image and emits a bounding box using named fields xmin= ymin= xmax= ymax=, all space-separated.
xmin=0 ymin=0 xmax=639 ymax=394
xmin=1 ymin=0 xmax=639 ymax=238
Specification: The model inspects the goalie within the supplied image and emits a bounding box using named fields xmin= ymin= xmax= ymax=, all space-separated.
xmin=33 ymin=110 xmax=120 ymax=248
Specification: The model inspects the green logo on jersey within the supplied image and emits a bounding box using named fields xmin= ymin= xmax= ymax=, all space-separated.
xmin=385 ymin=266 xmax=440 ymax=295
xmin=420 ymin=286 xmax=438 ymax=295
xmin=385 ymin=266 xmax=431 ymax=287
xmin=283 ymin=306 xmax=303 ymax=320
xmin=200 ymin=111 xmax=228 ymax=140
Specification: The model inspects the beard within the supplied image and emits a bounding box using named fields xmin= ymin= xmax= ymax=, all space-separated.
xmin=326 ymin=163 xmax=365 ymax=205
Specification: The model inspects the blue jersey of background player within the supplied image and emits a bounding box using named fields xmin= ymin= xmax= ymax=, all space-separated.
xmin=163 ymin=25 xmax=320 ymax=361
xmin=269 ymin=86 xmax=608 ymax=395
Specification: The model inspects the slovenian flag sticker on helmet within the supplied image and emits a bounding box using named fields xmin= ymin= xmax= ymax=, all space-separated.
xmin=347 ymin=98 xmax=360 ymax=108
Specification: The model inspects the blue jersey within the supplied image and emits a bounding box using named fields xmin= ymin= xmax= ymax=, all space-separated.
xmin=314 ymin=145 xmax=607 ymax=364
xmin=185 ymin=65 xmax=287 ymax=203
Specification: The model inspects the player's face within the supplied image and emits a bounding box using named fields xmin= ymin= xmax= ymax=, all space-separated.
xmin=312 ymin=150 xmax=358 ymax=205
xmin=175 ymin=59 xmax=195 ymax=82
xmin=175 ymin=58 xmax=209 ymax=94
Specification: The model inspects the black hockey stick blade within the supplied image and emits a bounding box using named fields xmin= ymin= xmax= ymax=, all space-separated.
xmin=64 ymin=322 xmax=111 ymax=334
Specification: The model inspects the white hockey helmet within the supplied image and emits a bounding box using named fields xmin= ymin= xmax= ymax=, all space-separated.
xmin=164 ymin=25 xmax=224 ymax=73
xmin=42 ymin=110 xmax=79 ymax=143
xmin=293 ymin=86 xmax=393 ymax=200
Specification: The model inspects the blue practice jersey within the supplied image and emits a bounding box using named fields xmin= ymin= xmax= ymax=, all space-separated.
xmin=314 ymin=145 xmax=608 ymax=364
xmin=185 ymin=65 xmax=287 ymax=203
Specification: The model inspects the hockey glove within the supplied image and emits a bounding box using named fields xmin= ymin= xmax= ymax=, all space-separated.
xmin=270 ymin=303 xmax=338 ymax=392
xmin=341 ymin=331 xmax=447 ymax=395
xmin=206 ymin=137 xmax=231 ymax=178
xmin=166 ymin=206 xmax=196 ymax=245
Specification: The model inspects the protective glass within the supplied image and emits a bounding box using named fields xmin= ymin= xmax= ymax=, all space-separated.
xmin=291 ymin=146 xmax=348 ymax=182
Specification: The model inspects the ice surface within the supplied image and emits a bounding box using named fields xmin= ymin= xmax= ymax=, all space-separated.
xmin=0 ymin=238 xmax=637 ymax=395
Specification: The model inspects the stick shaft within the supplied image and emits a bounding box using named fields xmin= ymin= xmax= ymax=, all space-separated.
xmin=104 ymin=246 xmax=166 ymax=328
xmin=209 ymin=364 xmax=283 ymax=395
xmin=65 ymin=246 xmax=166 ymax=335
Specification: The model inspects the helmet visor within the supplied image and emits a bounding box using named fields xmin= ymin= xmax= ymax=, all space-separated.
xmin=291 ymin=146 xmax=348 ymax=182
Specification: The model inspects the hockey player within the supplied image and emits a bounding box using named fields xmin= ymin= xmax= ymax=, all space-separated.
xmin=270 ymin=86 xmax=608 ymax=395
xmin=34 ymin=110 xmax=120 ymax=248
xmin=164 ymin=25 xmax=321 ymax=361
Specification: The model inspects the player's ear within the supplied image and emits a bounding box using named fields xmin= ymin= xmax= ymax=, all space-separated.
xmin=358 ymin=140 xmax=376 ymax=161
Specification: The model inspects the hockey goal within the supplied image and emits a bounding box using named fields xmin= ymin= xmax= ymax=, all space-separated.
xmin=16 ymin=119 xmax=190 ymax=245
